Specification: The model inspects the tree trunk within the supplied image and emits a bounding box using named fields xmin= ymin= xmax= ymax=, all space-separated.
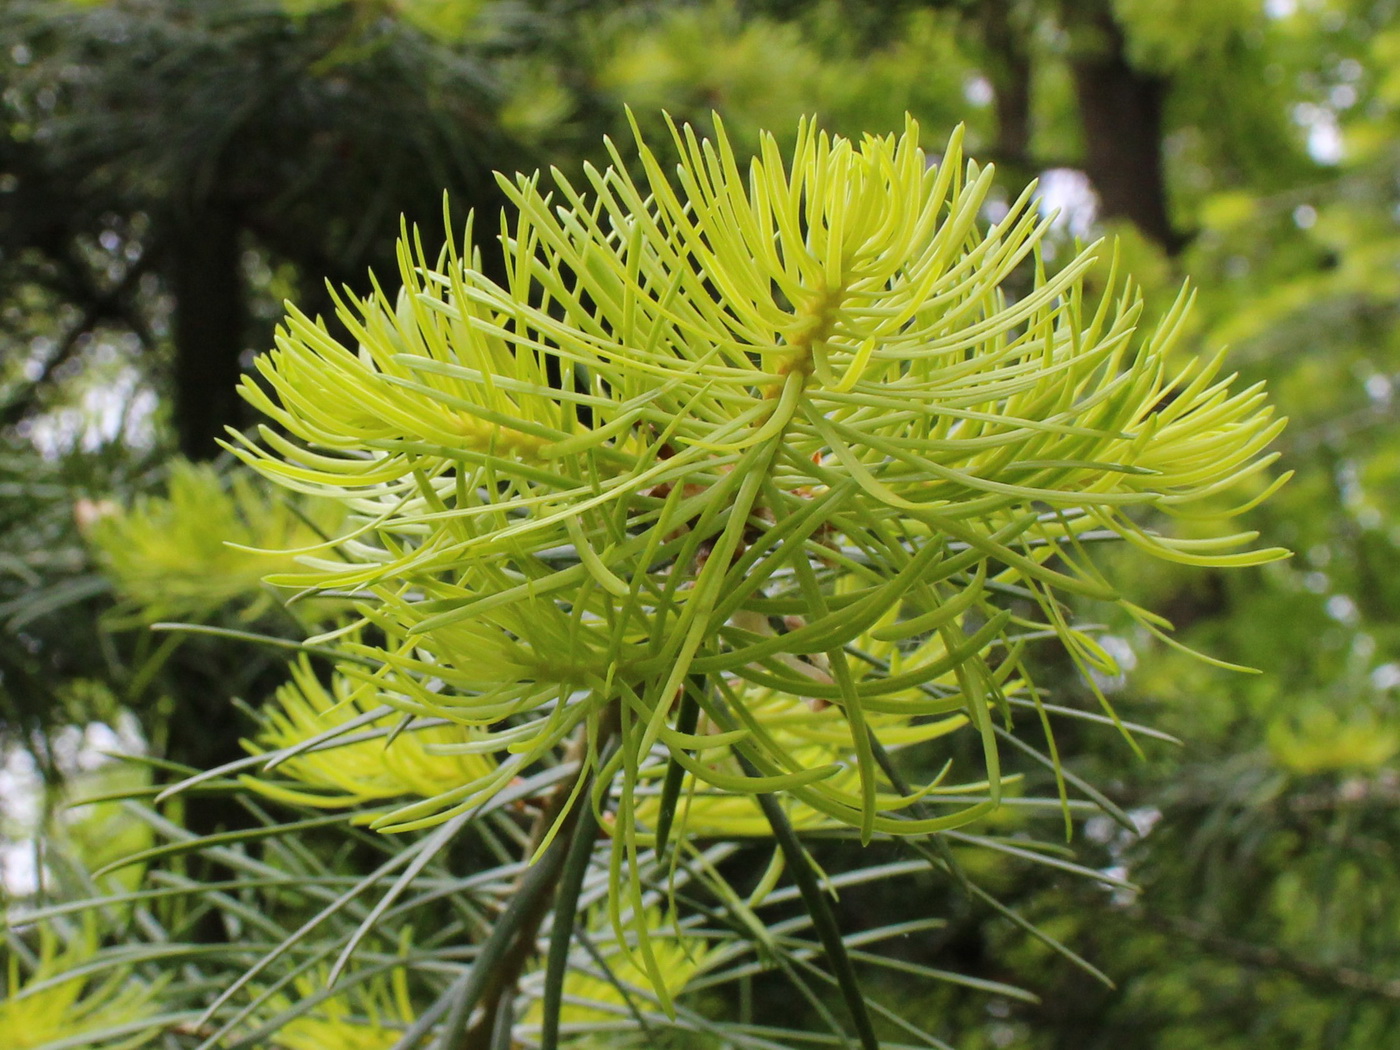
xmin=169 ymin=205 xmax=247 ymax=460
xmin=1063 ymin=5 xmax=1185 ymax=254
xmin=980 ymin=0 xmax=1034 ymax=178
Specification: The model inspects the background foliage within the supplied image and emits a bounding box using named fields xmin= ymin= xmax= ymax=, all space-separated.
xmin=3 ymin=1 xmax=1398 ymax=1048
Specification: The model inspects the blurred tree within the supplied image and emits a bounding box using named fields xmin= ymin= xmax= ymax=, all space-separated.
xmin=4 ymin=0 xmax=1400 ymax=1047
xmin=0 ymin=0 xmax=1317 ymax=454
xmin=0 ymin=0 xmax=522 ymax=459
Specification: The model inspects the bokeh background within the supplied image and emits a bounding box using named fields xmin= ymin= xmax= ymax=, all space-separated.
xmin=3 ymin=1 xmax=1400 ymax=1047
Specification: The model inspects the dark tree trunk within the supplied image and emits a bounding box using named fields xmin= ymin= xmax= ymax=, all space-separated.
xmin=169 ymin=205 xmax=247 ymax=460
xmin=1064 ymin=5 xmax=1186 ymax=254
xmin=980 ymin=0 xmax=1034 ymax=177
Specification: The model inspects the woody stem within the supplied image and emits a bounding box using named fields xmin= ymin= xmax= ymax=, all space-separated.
xmin=452 ymin=709 xmax=616 ymax=1050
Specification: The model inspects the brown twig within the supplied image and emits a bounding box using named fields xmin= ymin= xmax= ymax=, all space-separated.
xmin=456 ymin=709 xmax=617 ymax=1049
